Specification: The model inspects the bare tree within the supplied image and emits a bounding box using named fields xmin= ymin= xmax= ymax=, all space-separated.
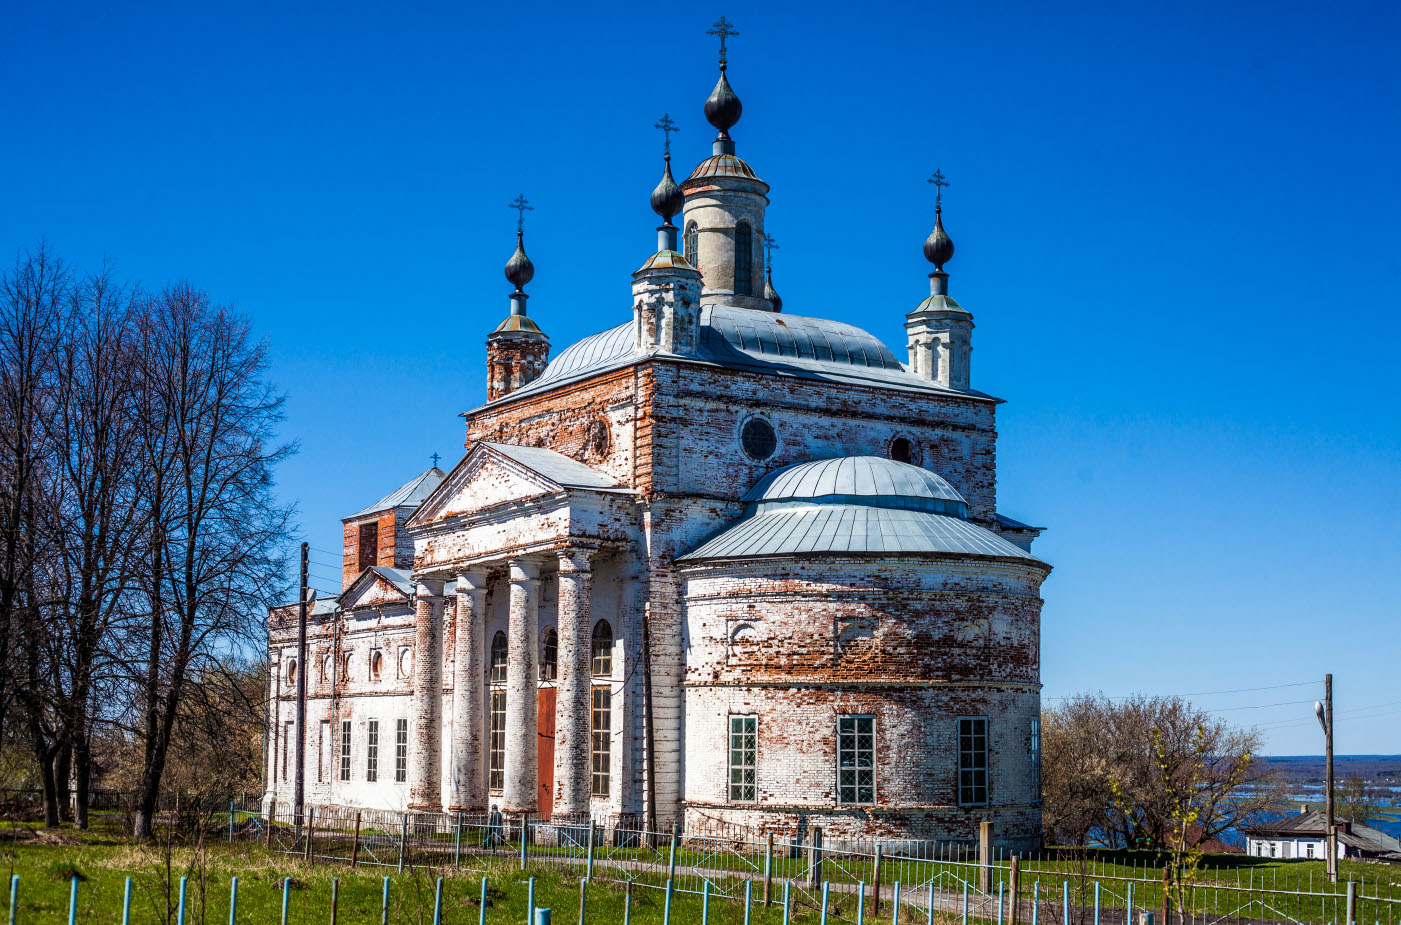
xmin=127 ymin=283 xmax=293 ymax=838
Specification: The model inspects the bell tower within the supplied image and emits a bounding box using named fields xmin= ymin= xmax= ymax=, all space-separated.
xmin=486 ymin=195 xmax=549 ymax=401
xmin=679 ymin=17 xmax=775 ymax=312
xmin=905 ymin=170 xmax=974 ymax=391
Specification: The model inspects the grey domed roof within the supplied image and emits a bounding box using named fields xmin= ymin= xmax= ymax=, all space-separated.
xmin=745 ymin=456 xmax=965 ymax=507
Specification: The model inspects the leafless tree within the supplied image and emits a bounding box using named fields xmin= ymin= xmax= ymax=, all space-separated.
xmin=127 ymin=283 xmax=293 ymax=838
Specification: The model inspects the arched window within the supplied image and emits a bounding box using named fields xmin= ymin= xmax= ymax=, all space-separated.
xmin=369 ymin=649 xmax=383 ymax=680
xmin=684 ymin=221 xmax=699 ymax=269
xmin=540 ymin=629 xmax=558 ymax=681
xmin=591 ymin=620 xmax=613 ymax=678
xmin=286 ymin=659 xmax=298 ymax=685
xmin=890 ymin=437 xmax=914 ymax=464
xmin=734 ymin=222 xmax=753 ymax=296
xmin=489 ymin=631 xmax=508 ymax=683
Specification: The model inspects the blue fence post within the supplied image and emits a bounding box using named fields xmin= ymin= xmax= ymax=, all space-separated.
xmin=529 ymin=876 xmax=536 ymax=925
xmin=7 ymin=875 xmax=16 ymax=925
xmin=535 ymin=910 xmax=552 ymax=925
xmin=122 ymin=876 xmax=133 ymax=925
xmin=520 ymin=818 xmax=528 ymax=871
xmin=433 ymin=877 xmax=443 ymax=925
xmin=744 ymin=880 xmax=753 ymax=925
xmin=1032 ymin=880 xmax=1039 ymax=925
xmin=1094 ymin=881 xmax=1101 ymax=925
xmin=894 ymin=881 xmax=902 ymax=925
xmin=330 ymin=879 xmax=339 ymax=925
xmin=280 ymin=877 xmax=290 ymax=925
xmin=858 ymin=881 xmax=866 ymax=925
xmin=999 ymin=880 xmax=1005 ymax=925
xmin=67 ymin=877 xmax=77 ymax=925
xmin=782 ymin=882 xmax=791 ymax=925
xmin=586 ymin=823 xmax=595 ymax=880
xmin=928 ymin=881 xmax=936 ymax=923
xmin=577 ymin=877 xmax=587 ymax=925
xmin=228 ymin=877 xmax=239 ymax=925
xmin=1127 ymin=882 xmax=1134 ymax=925
xmin=702 ymin=881 xmax=710 ymax=925
xmin=962 ymin=882 xmax=969 ymax=925
xmin=1063 ymin=881 xmax=1070 ymax=925
xmin=455 ymin=812 xmax=463 ymax=869
xmin=381 ymin=875 xmax=390 ymax=925
xmin=820 ymin=881 xmax=830 ymax=925
xmin=479 ymin=876 xmax=488 ymax=925
xmin=624 ymin=882 xmax=633 ymax=925
xmin=663 ymin=879 xmax=674 ymax=925
xmin=177 ymin=876 xmax=187 ymax=925
xmin=668 ymin=824 xmax=679 ymax=883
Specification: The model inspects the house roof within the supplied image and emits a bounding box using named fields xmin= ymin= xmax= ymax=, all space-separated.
xmin=346 ymin=467 xmax=446 ymax=519
xmin=482 ymin=443 xmax=629 ymax=492
xmin=1244 ymin=811 xmax=1401 ymax=855
xmin=479 ymin=305 xmax=999 ymax=409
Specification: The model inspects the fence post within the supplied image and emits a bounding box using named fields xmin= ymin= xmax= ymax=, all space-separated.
xmin=265 ymin=806 xmax=275 ymax=850
xmin=478 ymin=876 xmax=488 ymax=925
xmin=663 ymin=879 xmax=674 ymax=925
xmin=579 ymin=877 xmax=589 ymax=925
xmin=303 ymin=807 xmax=315 ymax=864
xmin=351 ymin=811 xmax=361 ymax=869
xmin=980 ymin=820 xmax=994 ymax=894
xmin=624 ymin=881 xmax=633 ymax=925
xmin=122 ymin=876 xmax=133 ymax=925
xmin=279 ymin=878 xmax=289 ymax=925
xmin=536 ymin=911 xmax=552 ymax=925
xmin=764 ymin=833 xmax=774 ymax=906
xmin=1346 ymin=881 xmax=1357 ymax=925
xmin=1032 ymin=880 xmax=1038 ymax=925
xmin=380 ymin=876 xmax=390 ymax=925
xmin=668 ymin=822 xmax=679 ymax=883
xmin=701 ymin=881 xmax=710 ymax=925
xmin=820 ymin=880 xmax=830 ymax=925
xmin=65 ymin=877 xmax=77 ymax=925
xmin=7 ymin=875 xmax=15 ymax=925
xmin=1093 ymin=881 xmax=1100 ymax=925
xmin=177 ymin=876 xmax=187 ymax=925
xmin=782 ymin=882 xmax=791 ymax=925
xmin=1010 ymin=856 xmax=1021 ymax=925
xmin=1063 ymin=880 xmax=1070 ymax=925
xmin=928 ymin=880 xmax=936 ymax=925
xmin=586 ymin=821 xmax=595 ymax=880
xmin=744 ymin=880 xmax=752 ymax=925
xmin=872 ymin=844 xmax=884 ymax=917
xmin=520 ymin=814 xmax=528 ymax=871
xmin=227 ymin=876 xmax=237 ymax=925
xmin=809 ymin=826 xmax=825 ymax=889
xmin=433 ymin=877 xmax=443 ymax=925
xmin=398 ymin=814 xmax=408 ymax=872
xmin=858 ymin=881 xmax=866 ymax=925
xmin=529 ymin=876 xmax=536 ymax=924
xmin=454 ymin=811 xmax=463 ymax=868
xmin=329 ymin=879 xmax=339 ymax=925
xmin=1126 ymin=882 xmax=1133 ymax=925
xmin=893 ymin=880 xmax=902 ymax=925
xmin=963 ymin=883 xmax=970 ymax=925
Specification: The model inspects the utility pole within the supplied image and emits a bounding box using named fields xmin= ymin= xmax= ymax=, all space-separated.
xmin=1324 ymin=673 xmax=1336 ymax=883
xmin=293 ymin=541 xmax=309 ymax=837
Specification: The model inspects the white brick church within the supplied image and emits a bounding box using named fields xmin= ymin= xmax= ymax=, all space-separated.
xmin=265 ymin=36 xmax=1052 ymax=850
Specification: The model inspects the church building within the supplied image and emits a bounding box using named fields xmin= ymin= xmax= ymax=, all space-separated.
xmin=266 ymin=32 xmax=1052 ymax=850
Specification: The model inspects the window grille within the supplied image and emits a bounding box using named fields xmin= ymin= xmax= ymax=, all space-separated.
xmin=684 ymin=221 xmax=699 ymax=269
xmin=490 ymin=632 xmax=508 ymax=683
xmin=735 ymin=222 xmax=753 ymax=295
xmin=740 ymin=418 xmax=776 ymax=460
xmin=591 ymin=686 xmax=611 ymax=797
xmin=366 ymin=719 xmax=379 ymax=782
xmin=339 ymin=720 xmax=352 ymax=782
xmin=959 ymin=716 xmax=989 ymax=806
xmin=1030 ymin=716 xmax=1041 ymax=802
xmin=395 ymin=718 xmax=408 ymax=782
xmin=591 ymin=621 xmax=613 ymax=677
xmin=837 ymin=715 xmax=875 ymax=804
xmin=489 ymin=690 xmax=506 ymax=792
xmin=540 ymin=629 xmax=558 ymax=681
xmin=729 ymin=715 xmax=757 ymax=802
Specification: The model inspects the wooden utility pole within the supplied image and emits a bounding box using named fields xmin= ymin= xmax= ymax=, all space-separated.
xmin=293 ymin=542 xmax=309 ymax=837
xmin=1324 ymin=672 xmax=1336 ymax=883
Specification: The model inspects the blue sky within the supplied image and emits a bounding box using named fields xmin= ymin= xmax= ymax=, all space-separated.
xmin=4 ymin=0 xmax=1398 ymax=755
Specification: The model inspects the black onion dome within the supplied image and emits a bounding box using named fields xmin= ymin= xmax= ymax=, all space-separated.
xmin=504 ymin=231 xmax=534 ymax=290
xmin=763 ymin=266 xmax=782 ymax=312
xmin=704 ymin=71 xmax=742 ymax=135
xmin=923 ymin=209 xmax=955 ymax=270
xmin=650 ymin=154 xmax=684 ymax=222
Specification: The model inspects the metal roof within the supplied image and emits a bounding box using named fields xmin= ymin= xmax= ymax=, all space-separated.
xmin=1243 ymin=811 xmax=1401 ymax=855
xmin=493 ymin=306 xmax=988 ymax=405
xmin=679 ymin=504 xmax=1039 ymax=561
xmin=744 ymin=456 xmax=966 ymax=506
xmin=347 ymin=467 xmax=446 ymax=519
xmin=484 ymin=442 xmax=630 ymax=492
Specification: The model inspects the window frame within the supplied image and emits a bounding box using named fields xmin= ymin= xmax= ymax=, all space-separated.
xmin=591 ymin=685 xmax=611 ymax=797
xmin=958 ymin=715 xmax=990 ymax=807
xmin=318 ymin=719 xmax=329 ymax=783
xmin=540 ymin=628 xmax=558 ymax=681
xmin=339 ymin=719 xmax=352 ymax=782
xmin=395 ymin=718 xmax=408 ymax=783
xmin=1029 ymin=716 xmax=1041 ymax=803
xmin=684 ymin=221 xmax=699 ymax=269
xmin=366 ymin=719 xmax=379 ymax=782
xmin=728 ymin=714 xmax=758 ymax=803
xmin=836 ymin=714 xmax=876 ymax=805
xmin=734 ymin=221 xmax=753 ymax=296
xmin=590 ymin=621 xmax=613 ymax=678
xmin=488 ymin=689 xmax=507 ymax=793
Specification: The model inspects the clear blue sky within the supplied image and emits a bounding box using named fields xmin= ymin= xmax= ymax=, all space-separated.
xmin=5 ymin=0 xmax=1398 ymax=756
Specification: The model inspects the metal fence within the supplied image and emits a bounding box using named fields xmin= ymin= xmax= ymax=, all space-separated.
xmin=234 ymin=803 xmax=1401 ymax=925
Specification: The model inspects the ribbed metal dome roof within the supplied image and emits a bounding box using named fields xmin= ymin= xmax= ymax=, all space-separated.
xmin=687 ymin=154 xmax=762 ymax=182
xmin=744 ymin=456 xmax=966 ymax=506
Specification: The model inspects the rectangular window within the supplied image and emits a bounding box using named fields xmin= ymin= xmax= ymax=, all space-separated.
xmin=729 ymin=715 xmax=757 ymax=802
xmin=1030 ymin=716 xmax=1041 ymax=802
xmin=959 ymin=716 xmax=989 ymax=806
xmin=591 ymin=686 xmax=611 ymax=797
xmin=395 ymin=718 xmax=408 ymax=783
xmin=340 ymin=720 xmax=352 ymax=782
xmin=488 ymin=689 xmax=506 ymax=792
xmin=366 ymin=719 xmax=379 ymax=783
xmin=282 ymin=720 xmax=293 ymax=781
xmin=837 ymin=715 xmax=875 ymax=804
xmin=358 ymin=521 xmax=377 ymax=570
xmin=318 ymin=720 xmax=329 ymax=783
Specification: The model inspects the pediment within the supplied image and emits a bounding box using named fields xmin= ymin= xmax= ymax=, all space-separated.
xmin=341 ymin=568 xmax=411 ymax=610
xmin=408 ymin=445 xmax=570 ymax=529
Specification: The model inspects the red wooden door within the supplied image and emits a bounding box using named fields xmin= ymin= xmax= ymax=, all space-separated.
xmin=537 ymin=687 xmax=556 ymax=820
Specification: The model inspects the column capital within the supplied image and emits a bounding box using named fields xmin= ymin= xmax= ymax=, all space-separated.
xmin=508 ymin=558 xmax=541 ymax=584
xmin=415 ymin=579 xmax=445 ymax=599
xmin=455 ymin=569 xmax=488 ymax=593
xmin=557 ymin=548 xmax=593 ymax=575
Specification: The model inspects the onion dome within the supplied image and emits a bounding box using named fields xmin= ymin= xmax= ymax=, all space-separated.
xmin=763 ymin=265 xmax=782 ymax=313
xmin=504 ymin=230 xmax=534 ymax=293
xmin=650 ymin=154 xmax=684 ymax=223
xmin=704 ymin=70 xmax=743 ymax=141
xmin=923 ymin=208 xmax=954 ymax=271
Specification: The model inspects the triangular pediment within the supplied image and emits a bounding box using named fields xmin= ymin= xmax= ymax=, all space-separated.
xmin=340 ymin=567 xmax=412 ymax=610
xmin=408 ymin=443 xmax=600 ymax=529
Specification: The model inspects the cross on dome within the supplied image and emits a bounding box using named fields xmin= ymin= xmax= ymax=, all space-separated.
xmin=707 ymin=16 xmax=739 ymax=69
xmin=928 ymin=169 xmax=950 ymax=209
xmin=509 ymin=194 xmax=533 ymax=233
xmin=430 ymin=452 xmax=441 ymax=469
xmin=654 ymin=113 xmax=680 ymax=155
xmin=763 ymin=232 xmax=779 ymax=265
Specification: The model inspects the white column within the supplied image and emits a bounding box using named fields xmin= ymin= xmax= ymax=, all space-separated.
xmin=408 ymin=580 xmax=444 ymax=810
xmin=553 ymin=549 xmax=593 ymax=818
xmin=450 ymin=570 xmax=487 ymax=811
xmin=502 ymin=559 xmax=539 ymax=815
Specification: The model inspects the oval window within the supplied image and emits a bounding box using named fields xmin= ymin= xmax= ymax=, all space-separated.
xmin=890 ymin=436 xmax=914 ymax=464
xmin=740 ymin=418 xmax=776 ymax=461
xmin=370 ymin=649 xmax=383 ymax=680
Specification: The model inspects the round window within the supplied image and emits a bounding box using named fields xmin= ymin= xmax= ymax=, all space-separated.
xmin=890 ymin=436 xmax=915 ymax=464
xmin=740 ymin=418 xmax=777 ymax=461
